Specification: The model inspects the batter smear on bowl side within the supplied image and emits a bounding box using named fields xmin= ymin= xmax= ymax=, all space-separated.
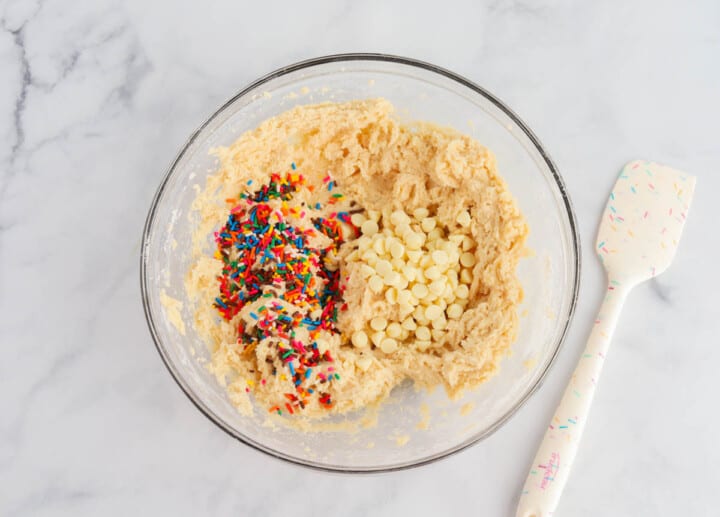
xmin=185 ymin=99 xmax=528 ymax=418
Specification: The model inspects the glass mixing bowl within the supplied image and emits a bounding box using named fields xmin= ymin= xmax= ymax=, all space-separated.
xmin=141 ymin=54 xmax=580 ymax=472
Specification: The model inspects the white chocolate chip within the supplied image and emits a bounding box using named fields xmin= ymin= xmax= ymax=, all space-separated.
xmin=427 ymin=228 xmax=443 ymax=242
xmin=399 ymin=304 xmax=415 ymax=319
xmin=431 ymin=329 xmax=446 ymax=342
xmin=406 ymin=249 xmax=423 ymax=262
xmin=424 ymin=266 xmax=441 ymax=280
xmin=414 ymin=306 xmax=429 ymax=324
xmin=405 ymin=232 xmax=423 ymax=250
xmin=424 ymin=305 xmax=443 ymax=321
xmin=375 ymin=259 xmax=392 ymax=277
xmin=390 ymin=210 xmax=410 ymax=226
xmin=397 ymin=289 xmax=413 ymax=306
xmin=356 ymin=236 xmax=371 ymax=251
xmin=421 ymin=217 xmax=436 ymax=232
xmin=372 ymin=238 xmax=385 ymax=255
xmin=389 ymin=241 xmax=405 ymax=259
xmin=403 ymin=267 xmax=418 ymax=282
xmin=416 ymin=340 xmax=432 ymax=351
xmin=371 ymin=331 xmax=385 ymax=347
xmin=380 ymin=338 xmax=398 ymax=354
xmin=456 ymin=210 xmax=471 ymax=227
xmin=395 ymin=223 xmax=412 ymax=237
xmin=401 ymin=318 xmax=417 ymax=331
xmin=359 ymin=264 xmax=375 ymax=278
xmin=361 ymin=219 xmax=379 ymax=236
xmin=362 ymin=249 xmax=379 ymax=265
xmin=351 ymin=330 xmax=369 ymax=348
xmin=420 ymin=291 xmax=437 ymax=304
xmin=316 ymin=339 xmax=329 ymax=354
xmin=460 ymin=252 xmax=476 ymax=268
xmin=368 ymin=275 xmax=384 ymax=293
xmin=447 ymin=303 xmax=464 ymax=319
xmin=460 ymin=268 xmax=473 ymax=284
xmin=386 ymin=322 xmax=402 ymax=338
xmin=395 ymin=276 xmax=409 ymax=290
xmin=429 ymin=279 xmax=446 ymax=295
xmin=431 ymin=249 xmax=448 ymax=265
xmin=415 ymin=326 xmax=431 ymax=341
xmin=455 ymin=284 xmax=470 ymax=299
xmin=384 ymin=271 xmax=401 ymax=287
xmin=413 ymin=207 xmax=429 ymax=219
xmin=350 ymin=213 xmax=366 ymax=227
xmin=431 ymin=315 xmax=447 ymax=330
xmin=391 ymin=258 xmax=406 ymax=271
xmin=370 ymin=316 xmax=388 ymax=331
xmin=411 ymin=283 xmax=429 ymax=299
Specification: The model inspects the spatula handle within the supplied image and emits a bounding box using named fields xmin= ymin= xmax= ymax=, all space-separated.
xmin=516 ymin=279 xmax=629 ymax=517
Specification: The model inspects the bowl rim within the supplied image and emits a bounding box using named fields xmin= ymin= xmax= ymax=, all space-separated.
xmin=140 ymin=52 xmax=581 ymax=473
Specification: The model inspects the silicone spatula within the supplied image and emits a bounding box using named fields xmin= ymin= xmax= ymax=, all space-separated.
xmin=516 ymin=160 xmax=696 ymax=517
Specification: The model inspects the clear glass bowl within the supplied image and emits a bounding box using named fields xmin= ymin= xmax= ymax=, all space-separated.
xmin=141 ymin=54 xmax=580 ymax=472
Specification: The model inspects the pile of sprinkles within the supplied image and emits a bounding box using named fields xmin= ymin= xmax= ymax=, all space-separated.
xmin=212 ymin=166 xmax=360 ymax=414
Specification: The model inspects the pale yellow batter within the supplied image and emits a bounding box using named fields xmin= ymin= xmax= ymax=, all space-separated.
xmin=185 ymin=99 xmax=528 ymax=418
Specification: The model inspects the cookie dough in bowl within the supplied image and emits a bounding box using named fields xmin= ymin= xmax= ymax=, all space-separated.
xmin=141 ymin=54 xmax=579 ymax=471
xmin=186 ymin=99 xmax=528 ymax=419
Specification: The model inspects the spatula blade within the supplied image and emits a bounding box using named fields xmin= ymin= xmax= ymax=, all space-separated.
xmin=596 ymin=160 xmax=696 ymax=283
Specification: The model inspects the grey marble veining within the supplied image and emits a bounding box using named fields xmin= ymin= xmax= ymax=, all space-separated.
xmin=1 ymin=0 xmax=719 ymax=515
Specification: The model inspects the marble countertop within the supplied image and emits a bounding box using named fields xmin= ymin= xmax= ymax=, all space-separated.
xmin=2 ymin=0 xmax=719 ymax=515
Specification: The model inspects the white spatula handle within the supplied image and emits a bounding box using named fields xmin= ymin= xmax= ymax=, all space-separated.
xmin=516 ymin=279 xmax=629 ymax=517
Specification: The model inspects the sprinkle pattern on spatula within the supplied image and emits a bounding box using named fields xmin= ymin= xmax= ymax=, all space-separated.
xmin=516 ymin=160 xmax=696 ymax=517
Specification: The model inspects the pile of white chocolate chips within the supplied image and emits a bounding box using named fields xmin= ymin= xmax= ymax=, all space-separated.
xmin=345 ymin=206 xmax=477 ymax=359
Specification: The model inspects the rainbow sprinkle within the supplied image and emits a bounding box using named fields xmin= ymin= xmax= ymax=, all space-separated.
xmin=212 ymin=169 xmax=360 ymax=413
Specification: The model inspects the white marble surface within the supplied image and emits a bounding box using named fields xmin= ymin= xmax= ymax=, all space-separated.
xmin=2 ymin=0 xmax=719 ymax=515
